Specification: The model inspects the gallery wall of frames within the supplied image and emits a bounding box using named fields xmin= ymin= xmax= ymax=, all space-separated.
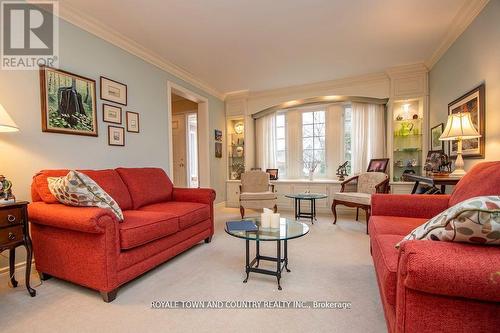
xmin=39 ymin=66 xmax=141 ymax=147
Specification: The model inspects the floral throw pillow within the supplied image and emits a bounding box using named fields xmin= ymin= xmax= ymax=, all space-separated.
xmin=47 ymin=170 xmax=123 ymax=221
xmin=397 ymin=196 xmax=500 ymax=248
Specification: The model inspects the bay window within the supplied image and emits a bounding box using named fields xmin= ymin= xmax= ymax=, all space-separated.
xmin=302 ymin=110 xmax=326 ymax=176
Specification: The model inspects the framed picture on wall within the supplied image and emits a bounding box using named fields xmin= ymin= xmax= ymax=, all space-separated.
xmin=108 ymin=126 xmax=125 ymax=146
xmin=215 ymin=142 xmax=222 ymax=158
xmin=103 ymin=104 xmax=122 ymax=124
xmin=126 ymin=111 xmax=140 ymax=133
xmin=39 ymin=66 xmax=98 ymax=136
xmin=100 ymin=76 xmax=127 ymax=105
xmin=215 ymin=129 xmax=223 ymax=142
xmin=430 ymin=123 xmax=444 ymax=151
xmin=448 ymin=84 xmax=485 ymax=159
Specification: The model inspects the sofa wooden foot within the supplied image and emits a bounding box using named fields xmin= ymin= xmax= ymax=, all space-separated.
xmin=38 ymin=272 xmax=52 ymax=281
xmin=204 ymin=236 xmax=212 ymax=244
xmin=100 ymin=289 xmax=118 ymax=303
xmin=240 ymin=206 xmax=245 ymax=219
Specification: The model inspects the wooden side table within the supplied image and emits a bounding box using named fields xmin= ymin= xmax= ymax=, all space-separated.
xmin=0 ymin=201 xmax=36 ymax=297
xmin=403 ymin=174 xmax=462 ymax=194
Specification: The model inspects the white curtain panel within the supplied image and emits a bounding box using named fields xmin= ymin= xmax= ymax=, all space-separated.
xmin=255 ymin=112 xmax=277 ymax=170
xmin=326 ymin=104 xmax=344 ymax=178
xmin=351 ymin=103 xmax=386 ymax=174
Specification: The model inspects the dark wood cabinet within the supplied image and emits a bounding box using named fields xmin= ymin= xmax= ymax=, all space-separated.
xmin=0 ymin=201 xmax=36 ymax=297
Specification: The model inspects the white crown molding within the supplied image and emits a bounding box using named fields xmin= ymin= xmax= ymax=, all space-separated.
xmin=224 ymin=90 xmax=250 ymax=100
xmin=385 ymin=63 xmax=428 ymax=78
xmin=41 ymin=1 xmax=225 ymax=100
xmin=425 ymin=0 xmax=490 ymax=69
xmin=247 ymin=72 xmax=390 ymax=100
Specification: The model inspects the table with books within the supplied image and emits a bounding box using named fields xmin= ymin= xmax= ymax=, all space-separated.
xmin=225 ymin=217 xmax=309 ymax=290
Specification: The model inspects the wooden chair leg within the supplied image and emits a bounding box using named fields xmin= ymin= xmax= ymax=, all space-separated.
xmin=365 ymin=207 xmax=371 ymax=234
xmin=356 ymin=208 xmax=359 ymax=221
xmin=239 ymin=206 xmax=245 ymax=219
xmin=332 ymin=201 xmax=338 ymax=224
xmin=273 ymin=204 xmax=278 ymax=213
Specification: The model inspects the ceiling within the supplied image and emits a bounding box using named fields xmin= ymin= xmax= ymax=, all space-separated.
xmin=61 ymin=0 xmax=471 ymax=95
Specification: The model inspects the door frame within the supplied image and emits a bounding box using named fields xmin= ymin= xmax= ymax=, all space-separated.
xmin=167 ymin=81 xmax=210 ymax=187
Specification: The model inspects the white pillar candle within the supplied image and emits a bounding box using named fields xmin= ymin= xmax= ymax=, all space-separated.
xmin=271 ymin=213 xmax=280 ymax=229
xmin=260 ymin=213 xmax=271 ymax=228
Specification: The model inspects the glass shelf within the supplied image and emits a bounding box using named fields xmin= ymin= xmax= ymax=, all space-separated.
xmin=392 ymin=99 xmax=424 ymax=182
xmin=227 ymin=117 xmax=245 ymax=180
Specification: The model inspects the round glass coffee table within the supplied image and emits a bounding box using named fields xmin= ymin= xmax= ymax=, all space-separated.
xmin=285 ymin=193 xmax=328 ymax=223
xmin=225 ymin=217 xmax=309 ymax=290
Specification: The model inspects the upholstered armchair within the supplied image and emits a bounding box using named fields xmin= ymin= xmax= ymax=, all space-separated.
xmin=332 ymin=172 xmax=389 ymax=233
xmin=239 ymin=171 xmax=277 ymax=218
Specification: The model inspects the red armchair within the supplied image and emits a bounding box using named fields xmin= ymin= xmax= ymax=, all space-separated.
xmin=29 ymin=167 xmax=216 ymax=302
xmin=369 ymin=161 xmax=500 ymax=332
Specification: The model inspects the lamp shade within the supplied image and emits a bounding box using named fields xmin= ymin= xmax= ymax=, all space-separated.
xmin=439 ymin=112 xmax=480 ymax=141
xmin=0 ymin=103 xmax=19 ymax=132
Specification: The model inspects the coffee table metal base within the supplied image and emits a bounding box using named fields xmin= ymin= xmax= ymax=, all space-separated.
xmin=243 ymin=239 xmax=290 ymax=290
xmin=293 ymin=198 xmax=317 ymax=224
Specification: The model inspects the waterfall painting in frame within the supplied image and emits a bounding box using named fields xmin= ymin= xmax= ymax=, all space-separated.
xmin=39 ymin=66 xmax=98 ymax=136
xmin=448 ymin=84 xmax=485 ymax=159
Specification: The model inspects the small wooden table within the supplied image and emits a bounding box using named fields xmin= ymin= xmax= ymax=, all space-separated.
xmin=403 ymin=174 xmax=462 ymax=194
xmin=0 ymin=201 xmax=36 ymax=297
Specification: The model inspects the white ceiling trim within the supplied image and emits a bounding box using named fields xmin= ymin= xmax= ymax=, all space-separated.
xmin=425 ymin=0 xmax=490 ymax=69
xmin=246 ymin=71 xmax=390 ymax=100
xmin=51 ymin=1 xmax=225 ymax=100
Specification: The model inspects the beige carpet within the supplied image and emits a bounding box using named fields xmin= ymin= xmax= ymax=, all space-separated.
xmin=0 ymin=207 xmax=386 ymax=333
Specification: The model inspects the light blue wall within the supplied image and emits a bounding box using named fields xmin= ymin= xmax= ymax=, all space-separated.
xmin=0 ymin=15 xmax=225 ymax=269
xmin=429 ymin=0 xmax=500 ymax=168
xmin=0 ymin=17 xmax=226 ymax=204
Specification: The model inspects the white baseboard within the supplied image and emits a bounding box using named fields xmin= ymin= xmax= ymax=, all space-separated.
xmin=0 ymin=260 xmax=36 ymax=279
xmin=215 ymin=201 xmax=226 ymax=208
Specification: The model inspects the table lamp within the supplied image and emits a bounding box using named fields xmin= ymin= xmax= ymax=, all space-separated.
xmin=439 ymin=112 xmax=480 ymax=177
xmin=0 ymin=103 xmax=19 ymax=132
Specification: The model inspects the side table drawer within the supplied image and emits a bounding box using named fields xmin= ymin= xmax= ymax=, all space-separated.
xmin=0 ymin=225 xmax=24 ymax=246
xmin=0 ymin=208 xmax=24 ymax=228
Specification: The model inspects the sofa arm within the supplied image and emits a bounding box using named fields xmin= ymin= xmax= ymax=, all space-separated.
xmin=172 ymin=188 xmax=216 ymax=205
xmin=371 ymin=194 xmax=450 ymax=219
xmin=28 ymin=202 xmax=118 ymax=234
xmin=398 ymin=240 xmax=500 ymax=303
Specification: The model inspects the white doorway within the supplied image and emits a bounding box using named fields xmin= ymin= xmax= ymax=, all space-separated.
xmin=167 ymin=82 xmax=210 ymax=188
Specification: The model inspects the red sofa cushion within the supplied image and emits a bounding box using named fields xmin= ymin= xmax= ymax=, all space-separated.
xmin=371 ymin=234 xmax=402 ymax=307
xmin=450 ymin=161 xmax=500 ymax=206
xmin=140 ymin=201 xmax=210 ymax=230
xmin=398 ymin=240 xmax=500 ymax=302
xmin=116 ymin=168 xmax=173 ymax=209
xmin=120 ymin=210 xmax=179 ymax=250
xmin=369 ymin=216 xmax=426 ymax=236
xmin=33 ymin=169 xmax=133 ymax=210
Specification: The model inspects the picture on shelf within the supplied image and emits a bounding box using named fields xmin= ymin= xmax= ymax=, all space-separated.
xmin=39 ymin=66 xmax=98 ymax=136
xmin=266 ymin=169 xmax=279 ymax=180
xmin=448 ymin=84 xmax=485 ymax=158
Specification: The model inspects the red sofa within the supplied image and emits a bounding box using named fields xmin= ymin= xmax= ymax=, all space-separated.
xmin=28 ymin=167 xmax=215 ymax=302
xmin=369 ymin=161 xmax=500 ymax=332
